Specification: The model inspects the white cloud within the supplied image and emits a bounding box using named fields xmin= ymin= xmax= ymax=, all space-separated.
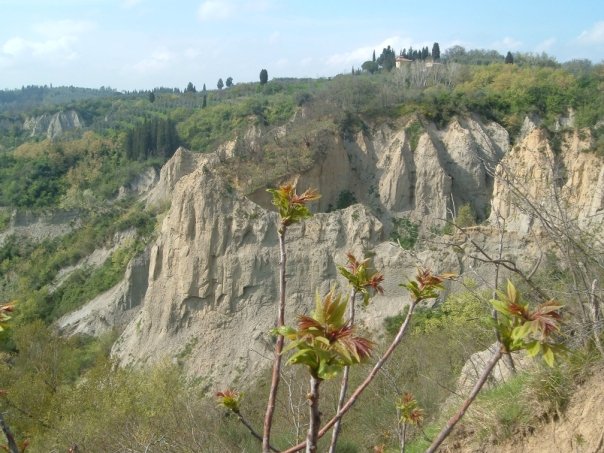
xmin=1 ymin=19 xmax=94 ymax=61
xmin=2 ymin=37 xmax=28 ymax=56
xmin=492 ymin=36 xmax=522 ymax=51
xmin=326 ymin=36 xmax=419 ymax=67
xmin=198 ymin=0 xmax=235 ymax=21
xmin=184 ymin=47 xmax=202 ymax=59
xmin=535 ymin=38 xmax=556 ymax=53
xmin=299 ymin=57 xmax=312 ymax=67
xmin=577 ymin=21 xmax=604 ymax=44
xmin=2 ymin=35 xmax=78 ymax=60
xmin=132 ymin=47 xmax=174 ymax=73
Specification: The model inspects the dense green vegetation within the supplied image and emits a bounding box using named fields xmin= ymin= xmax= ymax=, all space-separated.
xmin=0 ymin=202 xmax=156 ymax=327
xmin=2 ymin=58 xmax=602 ymax=210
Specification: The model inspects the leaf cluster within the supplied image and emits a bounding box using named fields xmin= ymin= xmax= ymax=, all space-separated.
xmin=267 ymin=183 xmax=320 ymax=231
xmin=215 ymin=389 xmax=243 ymax=413
xmin=0 ymin=302 xmax=14 ymax=332
xmin=279 ymin=288 xmax=373 ymax=380
xmin=401 ymin=269 xmax=454 ymax=304
xmin=491 ymin=281 xmax=564 ymax=366
xmin=337 ymin=253 xmax=384 ymax=306
xmin=397 ymin=392 xmax=424 ymax=426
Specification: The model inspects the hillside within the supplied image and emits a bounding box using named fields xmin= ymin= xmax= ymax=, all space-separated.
xmin=0 ymin=61 xmax=603 ymax=452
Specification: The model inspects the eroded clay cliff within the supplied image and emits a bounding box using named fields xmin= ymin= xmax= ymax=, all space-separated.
xmin=56 ymin=114 xmax=603 ymax=391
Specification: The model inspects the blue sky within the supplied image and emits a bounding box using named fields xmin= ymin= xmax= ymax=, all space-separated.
xmin=1 ymin=0 xmax=603 ymax=90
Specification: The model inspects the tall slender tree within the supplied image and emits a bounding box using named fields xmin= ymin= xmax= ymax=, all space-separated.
xmin=505 ymin=51 xmax=514 ymax=64
xmin=259 ymin=69 xmax=268 ymax=85
xmin=432 ymin=42 xmax=441 ymax=61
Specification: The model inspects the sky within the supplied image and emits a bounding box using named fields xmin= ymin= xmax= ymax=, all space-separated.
xmin=1 ymin=0 xmax=603 ymax=91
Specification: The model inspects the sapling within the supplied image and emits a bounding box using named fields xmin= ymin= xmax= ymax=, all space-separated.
xmin=329 ymin=253 xmax=384 ymax=453
xmin=262 ymin=184 xmax=319 ymax=453
xmin=281 ymin=269 xmax=452 ymax=453
xmin=0 ymin=302 xmax=26 ymax=453
xmin=426 ymin=281 xmax=563 ymax=452
xmin=278 ymin=288 xmax=374 ymax=452
xmin=215 ymin=390 xmax=278 ymax=452
xmin=396 ymin=392 xmax=423 ymax=453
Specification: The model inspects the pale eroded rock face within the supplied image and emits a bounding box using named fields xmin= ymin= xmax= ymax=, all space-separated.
xmin=489 ymin=128 xmax=604 ymax=232
xmin=145 ymin=147 xmax=215 ymax=208
xmin=118 ymin=167 xmax=159 ymax=199
xmin=23 ymin=110 xmax=83 ymax=139
xmin=64 ymin=116 xmax=602 ymax=391
xmin=112 ymin=160 xmax=391 ymax=388
xmin=286 ymin=116 xmax=508 ymax=225
xmin=0 ymin=209 xmax=81 ymax=246
xmin=57 ymin=247 xmax=150 ymax=337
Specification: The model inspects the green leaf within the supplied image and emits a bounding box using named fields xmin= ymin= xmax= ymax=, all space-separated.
xmin=491 ymin=299 xmax=511 ymax=316
xmin=287 ymin=349 xmax=315 ymax=367
xmin=506 ymin=280 xmax=518 ymax=305
xmin=511 ymin=322 xmax=532 ymax=341
xmin=317 ymin=360 xmax=341 ymax=380
xmin=542 ymin=346 xmax=555 ymax=367
xmin=314 ymin=336 xmax=331 ymax=347
xmin=525 ymin=340 xmax=542 ymax=357
xmin=282 ymin=339 xmax=303 ymax=354
xmin=333 ymin=341 xmax=353 ymax=363
xmin=275 ymin=326 xmax=297 ymax=337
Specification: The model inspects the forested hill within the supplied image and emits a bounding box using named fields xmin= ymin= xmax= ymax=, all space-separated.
xmin=1 ymin=56 xmax=603 ymax=212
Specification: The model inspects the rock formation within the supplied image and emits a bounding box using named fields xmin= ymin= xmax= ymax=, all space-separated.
xmin=57 ymin=246 xmax=150 ymax=337
xmin=0 ymin=209 xmax=81 ymax=246
xmin=249 ymin=116 xmax=508 ymax=227
xmin=54 ymin=114 xmax=603 ymax=390
xmin=111 ymin=157 xmax=395 ymax=388
xmin=23 ymin=110 xmax=83 ymax=139
xmin=490 ymin=128 xmax=604 ymax=232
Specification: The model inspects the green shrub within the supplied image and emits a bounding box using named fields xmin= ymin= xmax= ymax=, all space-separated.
xmin=406 ymin=120 xmax=423 ymax=151
xmin=456 ymin=203 xmax=476 ymax=227
xmin=336 ymin=190 xmax=357 ymax=210
xmin=338 ymin=112 xmax=367 ymax=139
xmin=44 ymin=242 xmax=137 ymax=321
xmin=0 ymin=210 xmax=10 ymax=232
xmin=444 ymin=203 xmax=477 ymax=233
xmin=390 ymin=217 xmax=419 ymax=249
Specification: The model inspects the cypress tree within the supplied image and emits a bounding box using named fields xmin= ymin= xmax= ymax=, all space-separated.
xmin=259 ymin=69 xmax=268 ymax=84
xmin=432 ymin=42 xmax=441 ymax=60
xmin=505 ymin=51 xmax=514 ymax=64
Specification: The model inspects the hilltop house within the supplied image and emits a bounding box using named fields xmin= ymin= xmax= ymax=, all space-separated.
xmin=395 ymin=55 xmax=413 ymax=68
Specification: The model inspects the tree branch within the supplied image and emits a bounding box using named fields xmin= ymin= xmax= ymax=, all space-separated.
xmin=0 ymin=413 xmax=20 ymax=453
xmin=425 ymin=345 xmax=504 ymax=453
xmin=263 ymin=229 xmax=287 ymax=453
xmin=328 ymin=288 xmax=357 ymax=453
